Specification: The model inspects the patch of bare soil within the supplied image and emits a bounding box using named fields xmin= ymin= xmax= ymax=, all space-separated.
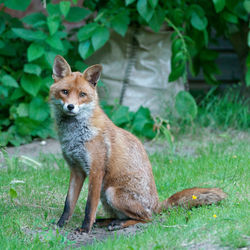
xmin=4 ymin=138 xmax=62 ymax=159
xmin=23 ymin=223 xmax=148 ymax=247
xmin=68 ymin=223 xmax=147 ymax=247
xmin=182 ymin=241 xmax=230 ymax=250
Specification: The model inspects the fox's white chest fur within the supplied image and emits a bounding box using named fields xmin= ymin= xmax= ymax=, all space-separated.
xmin=53 ymin=103 xmax=97 ymax=175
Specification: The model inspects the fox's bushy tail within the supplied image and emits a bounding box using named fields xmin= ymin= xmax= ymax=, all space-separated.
xmin=158 ymin=187 xmax=227 ymax=212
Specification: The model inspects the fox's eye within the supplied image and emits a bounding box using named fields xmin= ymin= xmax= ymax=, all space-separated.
xmin=61 ymin=89 xmax=69 ymax=95
xmin=79 ymin=92 xmax=86 ymax=97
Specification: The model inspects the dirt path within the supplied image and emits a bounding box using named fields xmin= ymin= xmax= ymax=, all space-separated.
xmin=4 ymin=138 xmax=62 ymax=159
xmin=23 ymin=223 xmax=148 ymax=247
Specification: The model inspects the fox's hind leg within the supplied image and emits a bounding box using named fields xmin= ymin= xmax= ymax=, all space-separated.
xmin=57 ymin=169 xmax=86 ymax=227
xmin=103 ymin=187 xmax=152 ymax=230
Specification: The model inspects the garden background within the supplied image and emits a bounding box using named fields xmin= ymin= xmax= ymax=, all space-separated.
xmin=0 ymin=0 xmax=249 ymax=249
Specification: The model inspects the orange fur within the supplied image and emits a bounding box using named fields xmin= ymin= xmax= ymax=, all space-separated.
xmin=50 ymin=56 xmax=227 ymax=233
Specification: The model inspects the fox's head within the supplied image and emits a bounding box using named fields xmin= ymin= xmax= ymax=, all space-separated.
xmin=50 ymin=55 xmax=102 ymax=117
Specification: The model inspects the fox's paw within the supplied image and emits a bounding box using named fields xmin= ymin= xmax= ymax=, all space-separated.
xmin=57 ymin=219 xmax=65 ymax=228
xmin=76 ymin=226 xmax=91 ymax=234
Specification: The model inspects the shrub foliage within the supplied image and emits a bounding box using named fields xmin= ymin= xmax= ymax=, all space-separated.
xmin=0 ymin=0 xmax=249 ymax=146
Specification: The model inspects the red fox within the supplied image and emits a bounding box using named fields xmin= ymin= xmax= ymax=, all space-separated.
xmin=50 ymin=55 xmax=226 ymax=233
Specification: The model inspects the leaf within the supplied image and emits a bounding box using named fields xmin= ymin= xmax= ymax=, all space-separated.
xmin=42 ymin=76 xmax=54 ymax=89
xmin=191 ymin=11 xmax=208 ymax=30
xmin=200 ymin=50 xmax=218 ymax=61
xmin=77 ymin=23 xmax=98 ymax=41
xmin=137 ymin=0 xmax=154 ymax=22
xmin=222 ymin=11 xmax=238 ymax=23
xmin=111 ymin=106 xmax=132 ymax=126
xmin=47 ymin=15 xmax=60 ymax=36
xmin=24 ymin=64 xmax=42 ymax=76
xmin=78 ymin=40 xmax=94 ymax=59
xmin=169 ymin=62 xmax=185 ymax=82
xmin=91 ymin=27 xmax=110 ymax=51
xmin=142 ymin=123 xmax=156 ymax=139
xmin=60 ymin=1 xmax=71 ymax=17
xmin=204 ymin=72 xmax=218 ymax=85
xmin=11 ymin=88 xmax=25 ymax=100
xmin=111 ymin=11 xmax=130 ymax=36
xmin=212 ymin=0 xmax=225 ymax=13
xmin=32 ymin=118 xmax=54 ymax=138
xmin=0 ymin=17 xmax=5 ymax=35
xmin=45 ymin=51 xmax=57 ymax=67
xmin=9 ymin=188 xmax=17 ymax=199
xmin=132 ymin=107 xmax=156 ymax=138
xmin=14 ymin=117 xmax=38 ymax=136
xmin=0 ymin=85 xmax=8 ymax=97
xmin=148 ymin=0 xmax=158 ymax=8
xmin=4 ymin=0 xmax=31 ymax=11
xmin=27 ymin=43 xmax=45 ymax=62
xmin=148 ymin=6 xmax=165 ymax=32
xmin=46 ymin=35 xmax=64 ymax=51
xmin=135 ymin=106 xmax=151 ymax=119
xmin=243 ymin=0 xmax=250 ymax=13
xmin=132 ymin=106 xmax=152 ymax=131
xmin=171 ymin=8 xmax=184 ymax=26
xmin=1 ymin=74 xmax=18 ymax=88
xmin=175 ymin=91 xmax=197 ymax=120
xmin=125 ymin=0 xmax=136 ymax=5
xmin=133 ymin=117 xmax=148 ymax=133
xmin=171 ymin=51 xmax=185 ymax=68
xmin=29 ymin=96 xmax=49 ymax=121
xmin=171 ymin=31 xmax=178 ymax=41
xmin=172 ymin=39 xmax=182 ymax=54
xmin=21 ymin=12 xmax=46 ymax=27
xmin=16 ymin=103 xmax=29 ymax=117
xmin=20 ymin=74 xmax=41 ymax=96
xmin=65 ymin=7 xmax=91 ymax=22
xmin=12 ymin=28 xmax=47 ymax=41
xmin=46 ymin=3 xmax=61 ymax=16
xmin=75 ymin=60 xmax=88 ymax=71
xmin=246 ymin=53 xmax=250 ymax=86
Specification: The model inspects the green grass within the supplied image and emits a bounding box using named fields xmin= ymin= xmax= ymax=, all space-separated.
xmin=197 ymin=88 xmax=250 ymax=130
xmin=0 ymin=129 xmax=249 ymax=249
xmin=166 ymin=88 xmax=250 ymax=136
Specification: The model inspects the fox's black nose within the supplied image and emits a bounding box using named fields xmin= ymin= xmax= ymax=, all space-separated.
xmin=67 ymin=104 xmax=74 ymax=111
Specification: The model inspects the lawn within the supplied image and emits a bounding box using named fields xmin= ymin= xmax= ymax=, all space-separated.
xmin=0 ymin=127 xmax=249 ymax=249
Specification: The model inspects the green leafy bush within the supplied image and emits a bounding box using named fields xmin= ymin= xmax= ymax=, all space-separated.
xmin=102 ymin=102 xmax=157 ymax=139
xmin=0 ymin=0 xmax=249 ymax=146
xmin=0 ymin=2 xmax=90 ymax=146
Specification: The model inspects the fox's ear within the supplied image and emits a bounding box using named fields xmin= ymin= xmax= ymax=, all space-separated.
xmin=52 ymin=55 xmax=71 ymax=81
xmin=83 ymin=64 xmax=102 ymax=87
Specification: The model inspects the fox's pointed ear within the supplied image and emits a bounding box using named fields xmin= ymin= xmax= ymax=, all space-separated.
xmin=52 ymin=55 xmax=71 ymax=81
xmin=83 ymin=64 xmax=102 ymax=87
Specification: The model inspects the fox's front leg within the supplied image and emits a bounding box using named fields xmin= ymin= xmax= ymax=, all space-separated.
xmin=79 ymin=167 xmax=104 ymax=233
xmin=57 ymin=169 xmax=86 ymax=227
